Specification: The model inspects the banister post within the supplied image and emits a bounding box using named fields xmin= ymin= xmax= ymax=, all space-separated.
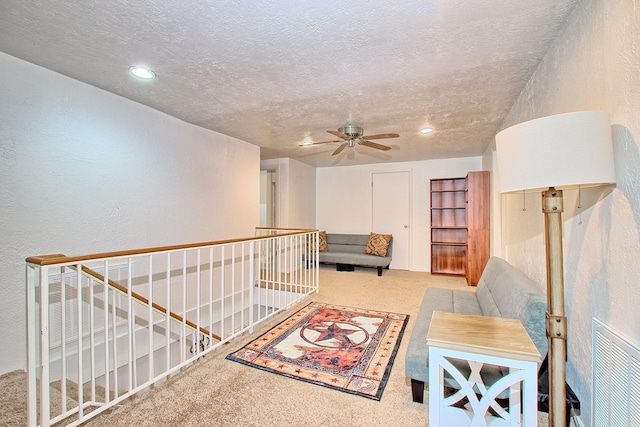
xmin=249 ymin=241 xmax=255 ymax=333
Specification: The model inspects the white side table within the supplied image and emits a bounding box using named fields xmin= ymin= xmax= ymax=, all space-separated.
xmin=427 ymin=311 xmax=541 ymax=427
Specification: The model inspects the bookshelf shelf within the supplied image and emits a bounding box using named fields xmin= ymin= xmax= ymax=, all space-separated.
xmin=430 ymin=171 xmax=489 ymax=285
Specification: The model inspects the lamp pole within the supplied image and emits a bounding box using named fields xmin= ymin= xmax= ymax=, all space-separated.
xmin=543 ymin=188 xmax=568 ymax=427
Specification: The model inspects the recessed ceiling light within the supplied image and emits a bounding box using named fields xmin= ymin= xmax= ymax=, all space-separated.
xmin=129 ymin=66 xmax=156 ymax=80
xmin=420 ymin=127 xmax=434 ymax=134
xmin=302 ymin=137 xmax=313 ymax=146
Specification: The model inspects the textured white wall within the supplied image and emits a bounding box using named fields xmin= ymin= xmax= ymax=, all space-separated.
xmin=286 ymin=159 xmax=317 ymax=229
xmin=0 ymin=53 xmax=260 ymax=374
xmin=260 ymin=157 xmax=316 ymax=229
xmin=495 ymin=1 xmax=640 ymax=425
xmin=316 ymin=157 xmax=482 ymax=272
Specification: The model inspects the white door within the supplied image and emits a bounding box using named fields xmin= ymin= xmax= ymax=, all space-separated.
xmin=372 ymin=171 xmax=410 ymax=270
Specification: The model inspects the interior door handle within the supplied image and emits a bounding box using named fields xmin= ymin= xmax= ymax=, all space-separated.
xmin=404 ymin=225 xmax=408 ymax=228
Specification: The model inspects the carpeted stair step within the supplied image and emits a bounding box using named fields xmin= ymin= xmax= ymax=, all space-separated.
xmin=0 ymin=370 xmax=77 ymax=427
xmin=0 ymin=370 xmax=124 ymax=427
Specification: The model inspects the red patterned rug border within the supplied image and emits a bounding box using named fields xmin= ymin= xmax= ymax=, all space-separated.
xmin=225 ymin=301 xmax=409 ymax=401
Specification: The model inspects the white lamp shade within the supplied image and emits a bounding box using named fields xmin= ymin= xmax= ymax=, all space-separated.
xmin=495 ymin=111 xmax=616 ymax=193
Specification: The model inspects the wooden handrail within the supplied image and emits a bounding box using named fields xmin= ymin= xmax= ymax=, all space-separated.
xmin=255 ymin=226 xmax=317 ymax=231
xmin=26 ymin=228 xmax=318 ymax=266
xmin=26 ymin=228 xmax=319 ymax=345
xmin=71 ymin=264 xmax=222 ymax=342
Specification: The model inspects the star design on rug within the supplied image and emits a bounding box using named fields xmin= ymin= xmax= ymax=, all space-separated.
xmin=307 ymin=322 xmax=358 ymax=347
xmin=226 ymin=304 xmax=410 ymax=400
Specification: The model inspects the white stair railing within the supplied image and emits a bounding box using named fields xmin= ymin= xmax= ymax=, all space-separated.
xmin=25 ymin=228 xmax=319 ymax=427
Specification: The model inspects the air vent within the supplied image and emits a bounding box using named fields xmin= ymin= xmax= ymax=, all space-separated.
xmin=592 ymin=318 xmax=640 ymax=427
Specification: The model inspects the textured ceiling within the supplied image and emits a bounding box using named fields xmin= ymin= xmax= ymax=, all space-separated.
xmin=0 ymin=1 xmax=578 ymax=167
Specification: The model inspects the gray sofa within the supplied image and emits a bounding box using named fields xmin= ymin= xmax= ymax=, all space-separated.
xmin=405 ymin=256 xmax=548 ymax=403
xmin=318 ymin=233 xmax=392 ymax=276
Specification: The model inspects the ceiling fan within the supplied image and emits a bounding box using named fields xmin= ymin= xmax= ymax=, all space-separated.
xmin=299 ymin=125 xmax=400 ymax=156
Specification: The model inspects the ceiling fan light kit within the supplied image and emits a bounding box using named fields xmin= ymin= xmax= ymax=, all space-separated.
xmin=299 ymin=125 xmax=399 ymax=156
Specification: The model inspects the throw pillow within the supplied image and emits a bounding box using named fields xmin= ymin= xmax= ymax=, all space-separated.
xmin=364 ymin=232 xmax=392 ymax=257
xmin=306 ymin=231 xmax=328 ymax=252
xmin=318 ymin=231 xmax=328 ymax=252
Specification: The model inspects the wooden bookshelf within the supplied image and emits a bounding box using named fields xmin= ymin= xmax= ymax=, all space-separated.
xmin=430 ymin=171 xmax=489 ymax=285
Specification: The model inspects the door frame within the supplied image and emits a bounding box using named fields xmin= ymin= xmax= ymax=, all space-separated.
xmin=370 ymin=170 xmax=412 ymax=270
xmin=260 ymin=169 xmax=277 ymax=228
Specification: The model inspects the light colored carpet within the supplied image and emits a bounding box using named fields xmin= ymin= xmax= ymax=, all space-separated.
xmin=0 ymin=370 xmax=31 ymax=426
xmin=1 ymin=266 xmax=553 ymax=426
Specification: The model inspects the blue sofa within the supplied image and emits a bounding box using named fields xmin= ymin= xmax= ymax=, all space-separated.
xmin=405 ymin=256 xmax=548 ymax=403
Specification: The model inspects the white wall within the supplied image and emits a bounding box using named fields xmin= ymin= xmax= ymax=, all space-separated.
xmin=0 ymin=53 xmax=260 ymax=374
xmin=494 ymin=1 xmax=640 ymax=424
xmin=316 ymin=157 xmax=482 ymax=272
xmin=261 ymin=158 xmax=316 ymax=228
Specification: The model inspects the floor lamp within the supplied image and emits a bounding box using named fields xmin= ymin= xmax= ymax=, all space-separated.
xmin=495 ymin=111 xmax=616 ymax=427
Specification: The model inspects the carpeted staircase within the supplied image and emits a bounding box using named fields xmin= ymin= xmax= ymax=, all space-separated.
xmin=0 ymin=369 xmax=122 ymax=426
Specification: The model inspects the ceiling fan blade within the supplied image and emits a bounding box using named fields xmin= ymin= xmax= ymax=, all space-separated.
xmin=360 ymin=140 xmax=392 ymax=151
xmin=298 ymin=140 xmax=341 ymax=147
xmin=327 ymin=130 xmax=348 ymax=139
xmin=332 ymin=143 xmax=347 ymax=156
xmin=361 ymin=133 xmax=400 ymax=140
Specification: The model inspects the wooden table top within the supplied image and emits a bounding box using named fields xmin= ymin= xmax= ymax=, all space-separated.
xmin=427 ymin=311 xmax=541 ymax=363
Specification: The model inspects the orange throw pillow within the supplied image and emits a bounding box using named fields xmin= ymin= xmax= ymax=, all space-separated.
xmin=364 ymin=232 xmax=392 ymax=257
xmin=318 ymin=231 xmax=328 ymax=252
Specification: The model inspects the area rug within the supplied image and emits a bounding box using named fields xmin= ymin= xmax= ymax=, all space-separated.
xmin=226 ymin=302 xmax=409 ymax=400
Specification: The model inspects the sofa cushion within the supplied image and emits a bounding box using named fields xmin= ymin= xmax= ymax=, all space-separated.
xmin=475 ymin=281 xmax=500 ymax=318
xmin=326 ymin=234 xmax=370 ymax=245
xmin=364 ymin=232 xmax=392 ymax=257
xmin=405 ymin=288 xmax=482 ymax=382
xmin=318 ymin=251 xmax=391 ymax=267
xmin=326 ymin=233 xmax=371 ymax=254
xmin=452 ymin=290 xmax=484 ymax=315
xmin=477 ymin=257 xmax=548 ymax=356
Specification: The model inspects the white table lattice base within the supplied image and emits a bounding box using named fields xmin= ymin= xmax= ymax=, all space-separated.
xmin=429 ymin=347 xmax=538 ymax=427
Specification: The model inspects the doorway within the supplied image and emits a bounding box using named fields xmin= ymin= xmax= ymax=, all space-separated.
xmin=371 ymin=171 xmax=410 ymax=270
xmin=260 ymin=170 xmax=276 ymax=227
